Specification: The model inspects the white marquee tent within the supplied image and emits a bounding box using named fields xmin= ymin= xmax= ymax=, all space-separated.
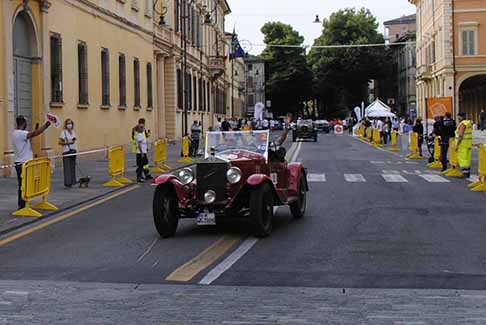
xmin=365 ymin=99 xmax=396 ymax=118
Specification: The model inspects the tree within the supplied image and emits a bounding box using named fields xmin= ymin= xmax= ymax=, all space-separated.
xmin=260 ymin=22 xmax=314 ymax=117
xmin=308 ymin=8 xmax=393 ymax=118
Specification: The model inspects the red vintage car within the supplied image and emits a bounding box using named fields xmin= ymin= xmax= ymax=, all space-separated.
xmin=152 ymin=130 xmax=308 ymax=238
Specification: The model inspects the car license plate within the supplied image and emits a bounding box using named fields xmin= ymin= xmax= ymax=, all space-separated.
xmin=197 ymin=212 xmax=216 ymax=226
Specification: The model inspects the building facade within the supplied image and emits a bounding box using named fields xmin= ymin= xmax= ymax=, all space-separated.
xmin=1 ymin=0 xmax=233 ymax=174
xmin=243 ymin=55 xmax=266 ymax=117
xmin=384 ymin=14 xmax=417 ymax=117
xmin=411 ymin=0 xmax=486 ymax=124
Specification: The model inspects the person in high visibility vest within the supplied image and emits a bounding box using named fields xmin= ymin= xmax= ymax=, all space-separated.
xmin=455 ymin=112 xmax=473 ymax=178
xmin=131 ymin=119 xmax=152 ymax=180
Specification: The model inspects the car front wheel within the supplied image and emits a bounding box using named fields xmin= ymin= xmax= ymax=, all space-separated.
xmin=250 ymin=183 xmax=274 ymax=237
xmin=153 ymin=185 xmax=179 ymax=238
xmin=290 ymin=173 xmax=307 ymax=219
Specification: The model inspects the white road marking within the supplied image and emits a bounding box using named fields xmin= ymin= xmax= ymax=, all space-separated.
xmin=382 ymin=170 xmax=401 ymax=174
xmin=382 ymin=174 xmax=408 ymax=183
xmin=308 ymin=173 xmax=327 ymax=182
xmin=419 ymin=174 xmax=450 ymax=183
xmin=370 ymin=161 xmax=386 ymax=164
xmin=344 ymin=174 xmax=366 ymax=182
xmin=199 ymin=238 xmax=259 ymax=285
xmin=402 ymin=170 xmax=423 ymax=175
xmin=3 ymin=291 xmax=29 ymax=296
xmin=136 ymin=238 xmax=158 ymax=263
xmin=290 ymin=142 xmax=302 ymax=163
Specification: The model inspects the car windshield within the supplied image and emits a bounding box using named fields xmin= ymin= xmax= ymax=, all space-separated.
xmin=205 ymin=130 xmax=269 ymax=161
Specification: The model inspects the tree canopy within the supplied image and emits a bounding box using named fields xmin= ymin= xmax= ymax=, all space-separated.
xmin=307 ymin=8 xmax=393 ymax=118
xmin=260 ymin=22 xmax=313 ymax=117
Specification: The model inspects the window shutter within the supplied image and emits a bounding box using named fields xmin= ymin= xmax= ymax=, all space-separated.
xmin=134 ymin=58 xmax=140 ymax=108
xmin=78 ymin=42 xmax=88 ymax=105
xmin=147 ymin=63 xmax=153 ymax=108
xmin=119 ymin=54 xmax=126 ymax=107
xmin=101 ymin=49 xmax=110 ymax=106
xmin=50 ymin=34 xmax=63 ymax=103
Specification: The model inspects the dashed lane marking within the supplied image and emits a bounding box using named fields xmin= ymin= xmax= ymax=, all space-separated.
xmin=382 ymin=174 xmax=408 ymax=183
xmin=344 ymin=174 xmax=366 ymax=182
xmin=308 ymin=173 xmax=327 ymax=182
xmin=418 ymin=174 xmax=451 ymax=183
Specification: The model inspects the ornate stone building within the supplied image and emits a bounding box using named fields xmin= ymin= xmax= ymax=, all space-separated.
xmin=410 ymin=0 xmax=486 ymax=124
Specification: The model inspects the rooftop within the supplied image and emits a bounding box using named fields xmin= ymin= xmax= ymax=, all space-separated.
xmin=384 ymin=14 xmax=416 ymax=26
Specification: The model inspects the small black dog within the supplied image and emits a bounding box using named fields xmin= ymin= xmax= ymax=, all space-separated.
xmin=79 ymin=176 xmax=91 ymax=188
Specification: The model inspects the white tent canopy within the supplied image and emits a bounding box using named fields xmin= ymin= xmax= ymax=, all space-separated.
xmin=365 ymin=99 xmax=396 ymax=118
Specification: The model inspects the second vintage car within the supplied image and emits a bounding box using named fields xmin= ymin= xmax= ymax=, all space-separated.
xmin=152 ymin=130 xmax=308 ymax=238
xmin=292 ymin=119 xmax=318 ymax=142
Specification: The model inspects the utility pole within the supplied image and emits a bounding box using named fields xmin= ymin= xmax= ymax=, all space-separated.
xmin=182 ymin=0 xmax=189 ymax=136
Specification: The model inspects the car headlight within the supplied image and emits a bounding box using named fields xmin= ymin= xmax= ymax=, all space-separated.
xmin=226 ymin=167 xmax=242 ymax=184
xmin=204 ymin=190 xmax=216 ymax=204
xmin=177 ymin=168 xmax=194 ymax=185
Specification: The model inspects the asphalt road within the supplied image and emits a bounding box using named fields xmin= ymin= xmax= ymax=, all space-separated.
xmin=1 ymin=132 xmax=485 ymax=323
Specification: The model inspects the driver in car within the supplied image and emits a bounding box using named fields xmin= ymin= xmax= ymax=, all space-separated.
xmin=269 ymin=113 xmax=293 ymax=162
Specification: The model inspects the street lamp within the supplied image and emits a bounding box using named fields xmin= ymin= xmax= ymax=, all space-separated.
xmin=153 ymin=0 xmax=168 ymax=27
xmin=313 ymin=14 xmax=321 ymax=24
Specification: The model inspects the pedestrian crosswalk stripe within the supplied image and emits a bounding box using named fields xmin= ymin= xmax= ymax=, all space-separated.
xmin=382 ymin=174 xmax=408 ymax=183
xmin=418 ymin=174 xmax=450 ymax=183
xmin=382 ymin=170 xmax=401 ymax=174
xmin=344 ymin=174 xmax=366 ymax=182
xmin=308 ymin=173 xmax=326 ymax=182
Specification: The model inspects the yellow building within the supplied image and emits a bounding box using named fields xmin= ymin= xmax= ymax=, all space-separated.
xmin=411 ymin=0 xmax=486 ymax=124
xmin=1 ymin=0 xmax=233 ymax=175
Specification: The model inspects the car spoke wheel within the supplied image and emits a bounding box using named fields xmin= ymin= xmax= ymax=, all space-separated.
xmin=153 ymin=186 xmax=179 ymax=238
xmin=290 ymin=173 xmax=307 ymax=219
xmin=250 ymin=183 xmax=274 ymax=237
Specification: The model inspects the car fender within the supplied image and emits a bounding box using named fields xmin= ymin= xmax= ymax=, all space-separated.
xmin=287 ymin=163 xmax=308 ymax=195
xmin=245 ymin=174 xmax=284 ymax=205
xmin=152 ymin=174 xmax=187 ymax=202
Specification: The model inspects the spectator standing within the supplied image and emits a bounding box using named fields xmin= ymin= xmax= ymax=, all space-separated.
xmin=480 ymin=109 xmax=486 ymax=131
xmin=376 ymin=118 xmax=384 ymax=144
xmin=215 ymin=118 xmax=222 ymax=131
xmin=135 ymin=124 xmax=150 ymax=183
xmin=438 ymin=112 xmax=456 ymax=171
xmin=190 ymin=120 xmax=201 ymax=157
xmin=413 ymin=118 xmax=425 ymax=156
xmin=221 ymin=119 xmax=231 ymax=132
xmin=59 ymin=119 xmax=78 ymax=188
xmin=12 ymin=116 xmax=50 ymax=209
xmin=382 ymin=119 xmax=389 ymax=144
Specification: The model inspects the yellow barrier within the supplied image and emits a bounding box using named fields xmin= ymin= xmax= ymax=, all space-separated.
xmin=103 ymin=145 xmax=133 ymax=187
xmin=177 ymin=136 xmax=193 ymax=163
xmin=427 ymin=137 xmax=442 ymax=169
xmin=151 ymin=139 xmax=171 ymax=173
xmin=406 ymin=132 xmax=423 ymax=159
xmin=442 ymin=138 xmax=463 ymax=177
xmin=12 ymin=158 xmax=58 ymax=217
xmin=470 ymin=144 xmax=486 ymax=192
xmin=367 ymin=128 xmax=373 ymax=142
xmin=389 ymin=130 xmax=399 ymax=152
xmin=373 ymin=128 xmax=382 ymax=147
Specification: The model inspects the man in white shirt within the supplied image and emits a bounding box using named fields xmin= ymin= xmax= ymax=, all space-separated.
xmin=135 ymin=123 xmax=151 ymax=183
xmin=12 ymin=116 xmax=51 ymax=208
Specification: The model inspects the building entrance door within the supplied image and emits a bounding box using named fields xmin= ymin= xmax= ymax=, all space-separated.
xmin=13 ymin=56 xmax=33 ymax=126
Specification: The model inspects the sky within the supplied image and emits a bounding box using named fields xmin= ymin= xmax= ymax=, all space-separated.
xmin=225 ymin=0 xmax=416 ymax=54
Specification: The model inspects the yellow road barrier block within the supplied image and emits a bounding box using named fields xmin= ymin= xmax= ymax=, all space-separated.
xmin=470 ymin=144 xmax=486 ymax=192
xmin=103 ymin=145 xmax=133 ymax=187
xmin=406 ymin=132 xmax=423 ymax=159
xmin=177 ymin=136 xmax=193 ymax=164
xmin=427 ymin=137 xmax=442 ymax=169
xmin=389 ymin=130 xmax=399 ymax=152
xmin=12 ymin=158 xmax=58 ymax=218
xmin=373 ymin=128 xmax=382 ymax=147
xmin=151 ymin=139 xmax=171 ymax=173
xmin=443 ymin=138 xmax=463 ymax=177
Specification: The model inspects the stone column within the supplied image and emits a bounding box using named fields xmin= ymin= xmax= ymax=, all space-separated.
xmin=40 ymin=1 xmax=52 ymax=155
xmin=156 ymin=53 xmax=166 ymax=138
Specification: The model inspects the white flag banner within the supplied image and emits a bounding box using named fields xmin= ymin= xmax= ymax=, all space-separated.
xmin=46 ymin=112 xmax=62 ymax=128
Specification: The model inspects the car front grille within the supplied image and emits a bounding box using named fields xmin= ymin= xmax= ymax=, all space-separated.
xmin=196 ymin=162 xmax=228 ymax=202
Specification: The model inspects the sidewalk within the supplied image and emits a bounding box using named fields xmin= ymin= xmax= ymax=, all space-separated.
xmin=0 ymin=141 xmax=196 ymax=235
